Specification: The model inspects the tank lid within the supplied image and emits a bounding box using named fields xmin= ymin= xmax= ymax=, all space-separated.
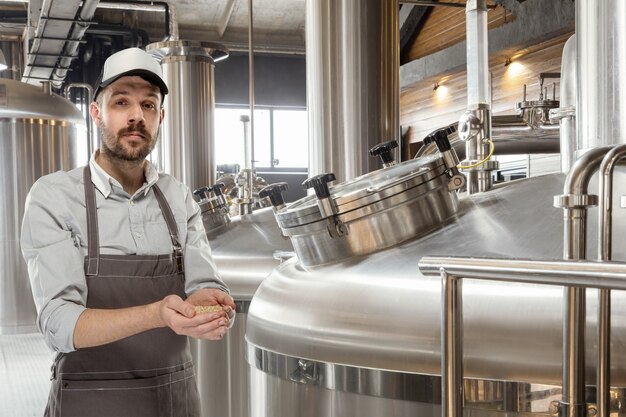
xmin=277 ymin=154 xmax=448 ymax=229
xmin=0 ymin=79 xmax=85 ymax=124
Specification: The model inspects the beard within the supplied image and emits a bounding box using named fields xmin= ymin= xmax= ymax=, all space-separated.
xmin=100 ymin=121 xmax=159 ymax=162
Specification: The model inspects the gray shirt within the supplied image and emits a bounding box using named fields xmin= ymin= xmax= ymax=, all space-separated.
xmin=21 ymin=153 xmax=228 ymax=353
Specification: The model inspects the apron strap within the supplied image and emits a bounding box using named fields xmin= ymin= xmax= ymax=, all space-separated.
xmin=83 ymin=166 xmax=100 ymax=276
xmin=152 ymin=184 xmax=184 ymax=273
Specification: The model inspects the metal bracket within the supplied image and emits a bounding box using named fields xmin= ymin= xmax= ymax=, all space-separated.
xmin=326 ymin=216 xmax=348 ymax=239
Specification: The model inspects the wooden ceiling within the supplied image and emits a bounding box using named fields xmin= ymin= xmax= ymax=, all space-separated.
xmin=403 ymin=0 xmax=515 ymax=64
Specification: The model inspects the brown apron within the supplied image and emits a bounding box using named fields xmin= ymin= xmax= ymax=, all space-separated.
xmin=44 ymin=167 xmax=200 ymax=417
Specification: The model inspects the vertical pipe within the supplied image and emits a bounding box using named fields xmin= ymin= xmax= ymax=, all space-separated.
xmin=441 ymin=269 xmax=463 ymax=417
xmin=463 ymin=0 xmax=494 ymax=195
xmin=557 ymin=147 xmax=611 ymax=417
xmin=558 ymin=35 xmax=577 ymax=173
xmin=596 ymin=145 xmax=626 ymax=417
xmin=248 ymin=0 xmax=255 ymax=171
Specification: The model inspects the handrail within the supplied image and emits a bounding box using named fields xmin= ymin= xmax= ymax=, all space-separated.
xmin=418 ymin=256 xmax=626 ymax=417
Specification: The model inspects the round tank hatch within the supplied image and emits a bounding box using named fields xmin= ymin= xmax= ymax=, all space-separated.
xmin=274 ymin=155 xmax=460 ymax=266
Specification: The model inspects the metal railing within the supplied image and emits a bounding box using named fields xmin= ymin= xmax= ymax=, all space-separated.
xmin=419 ymin=143 xmax=626 ymax=417
xmin=418 ymin=257 xmax=626 ymax=417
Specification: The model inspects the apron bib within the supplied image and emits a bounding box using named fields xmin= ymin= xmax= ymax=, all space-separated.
xmin=45 ymin=167 xmax=200 ymax=417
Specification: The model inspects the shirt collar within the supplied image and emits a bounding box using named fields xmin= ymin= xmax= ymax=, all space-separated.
xmin=89 ymin=150 xmax=160 ymax=198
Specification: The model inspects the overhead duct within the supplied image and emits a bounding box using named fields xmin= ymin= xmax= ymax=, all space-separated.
xmin=22 ymin=0 xmax=99 ymax=88
xmin=306 ymin=0 xmax=400 ymax=182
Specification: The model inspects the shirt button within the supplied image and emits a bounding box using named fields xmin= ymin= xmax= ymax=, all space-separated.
xmin=130 ymin=200 xmax=135 ymax=205
xmin=135 ymin=233 xmax=142 ymax=239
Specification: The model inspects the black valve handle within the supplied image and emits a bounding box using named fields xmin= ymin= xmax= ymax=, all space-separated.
xmin=369 ymin=140 xmax=398 ymax=165
xmin=302 ymin=173 xmax=336 ymax=199
xmin=211 ymin=182 xmax=225 ymax=197
xmin=259 ymin=182 xmax=289 ymax=207
xmin=423 ymin=125 xmax=456 ymax=152
xmin=192 ymin=186 xmax=211 ymax=201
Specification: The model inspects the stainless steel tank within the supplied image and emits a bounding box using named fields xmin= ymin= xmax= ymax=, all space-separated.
xmin=246 ymin=158 xmax=626 ymax=417
xmin=192 ymin=184 xmax=294 ymax=417
xmin=0 ymin=79 xmax=85 ymax=334
xmin=147 ymin=41 xmax=228 ymax=191
xmin=306 ymin=0 xmax=400 ymax=181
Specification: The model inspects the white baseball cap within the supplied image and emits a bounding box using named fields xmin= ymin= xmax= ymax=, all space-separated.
xmin=94 ymin=47 xmax=168 ymax=99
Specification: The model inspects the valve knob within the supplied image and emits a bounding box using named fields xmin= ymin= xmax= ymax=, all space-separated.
xmin=192 ymin=186 xmax=211 ymax=201
xmin=259 ymin=182 xmax=289 ymax=207
xmin=211 ymin=182 xmax=225 ymax=197
xmin=302 ymin=173 xmax=336 ymax=199
xmin=369 ymin=140 xmax=399 ymax=165
xmin=423 ymin=125 xmax=455 ymax=152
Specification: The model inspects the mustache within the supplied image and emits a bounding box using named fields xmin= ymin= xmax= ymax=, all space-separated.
xmin=118 ymin=124 xmax=150 ymax=138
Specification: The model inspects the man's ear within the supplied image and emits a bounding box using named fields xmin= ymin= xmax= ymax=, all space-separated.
xmin=90 ymin=101 xmax=102 ymax=127
xmin=159 ymin=106 xmax=165 ymax=125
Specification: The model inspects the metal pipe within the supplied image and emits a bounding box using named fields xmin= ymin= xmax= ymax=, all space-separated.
xmin=51 ymin=0 xmax=99 ymax=89
xmin=418 ymin=257 xmax=626 ymax=293
xmin=248 ymin=0 xmax=255 ymax=171
xmin=400 ymin=0 xmax=497 ymax=8
xmin=596 ymin=144 xmax=626 ymax=417
xmin=64 ymin=82 xmax=94 ymax=157
xmin=555 ymin=146 xmax=611 ymax=417
xmin=441 ymin=269 xmax=463 ymax=417
xmin=461 ymin=0 xmax=495 ymax=195
xmin=417 ymin=115 xmax=560 ymax=158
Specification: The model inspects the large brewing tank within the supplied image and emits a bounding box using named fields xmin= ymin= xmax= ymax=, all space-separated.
xmin=146 ymin=41 xmax=228 ymax=192
xmin=0 ymin=79 xmax=85 ymax=334
xmin=191 ymin=184 xmax=294 ymax=417
xmin=245 ymin=139 xmax=626 ymax=416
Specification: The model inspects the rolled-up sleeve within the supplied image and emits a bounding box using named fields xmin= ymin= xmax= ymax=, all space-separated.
xmin=181 ymin=187 xmax=230 ymax=296
xmin=21 ymin=178 xmax=87 ymax=353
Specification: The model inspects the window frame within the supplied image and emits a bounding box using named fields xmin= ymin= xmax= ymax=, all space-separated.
xmin=214 ymin=104 xmax=308 ymax=173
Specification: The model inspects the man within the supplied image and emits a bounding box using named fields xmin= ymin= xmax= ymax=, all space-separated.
xmin=21 ymin=47 xmax=235 ymax=417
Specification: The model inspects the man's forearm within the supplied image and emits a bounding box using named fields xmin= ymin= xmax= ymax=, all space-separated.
xmin=73 ymin=302 xmax=164 ymax=349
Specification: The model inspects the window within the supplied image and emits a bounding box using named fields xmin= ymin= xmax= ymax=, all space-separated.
xmin=214 ymin=106 xmax=308 ymax=171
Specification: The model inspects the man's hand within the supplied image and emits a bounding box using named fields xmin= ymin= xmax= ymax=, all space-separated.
xmin=157 ymin=292 xmax=234 ymax=340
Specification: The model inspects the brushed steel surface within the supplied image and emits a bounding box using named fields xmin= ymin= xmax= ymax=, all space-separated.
xmin=559 ymin=35 xmax=577 ymax=173
xmin=576 ymin=0 xmax=626 ymax=152
xmin=194 ymin=207 xmax=293 ymax=417
xmin=247 ymin=172 xmax=626 ymax=391
xmin=0 ymin=80 xmax=84 ymax=334
xmin=147 ymin=41 xmax=228 ymax=192
xmin=306 ymin=0 xmax=399 ymax=182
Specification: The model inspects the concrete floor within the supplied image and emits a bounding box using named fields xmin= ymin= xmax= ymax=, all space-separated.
xmin=0 ymin=333 xmax=53 ymax=417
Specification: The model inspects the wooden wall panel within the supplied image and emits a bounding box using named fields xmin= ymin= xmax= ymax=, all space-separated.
xmin=404 ymin=1 xmax=514 ymax=63
xmin=400 ymin=32 xmax=573 ymax=159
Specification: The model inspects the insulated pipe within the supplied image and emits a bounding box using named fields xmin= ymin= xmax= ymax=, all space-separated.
xmin=461 ymin=0 xmax=494 ymax=195
xmin=51 ymin=0 xmax=99 ymax=89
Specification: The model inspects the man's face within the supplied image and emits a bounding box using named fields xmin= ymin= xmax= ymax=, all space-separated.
xmin=90 ymin=76 xmax=164 ymax=162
